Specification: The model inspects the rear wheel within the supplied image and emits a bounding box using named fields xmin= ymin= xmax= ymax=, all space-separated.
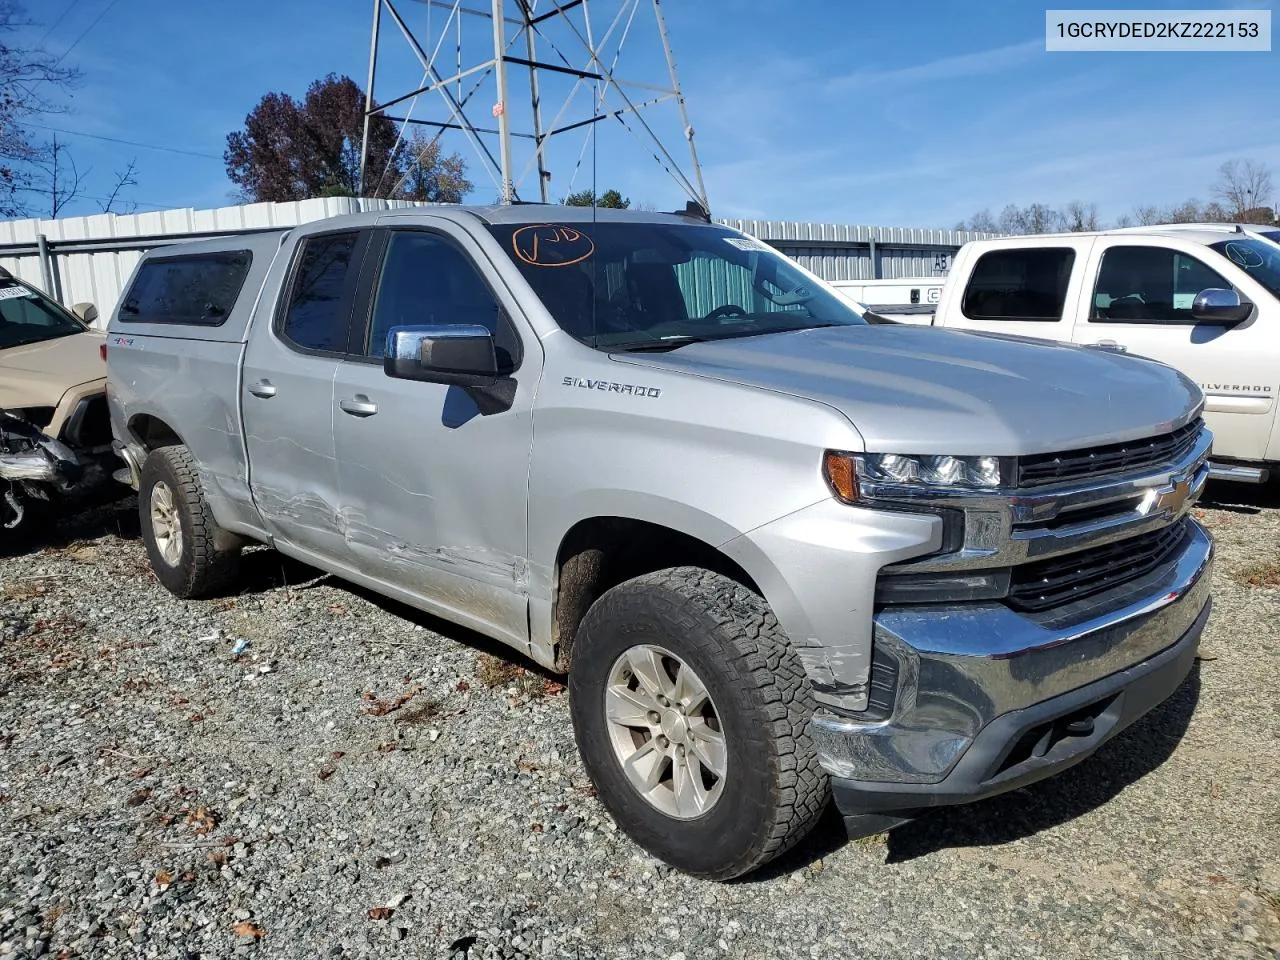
xmin=569 ymin=566 xmax=829 ymax=880
xmin=139 ymin=446 xmax=240 ymax=598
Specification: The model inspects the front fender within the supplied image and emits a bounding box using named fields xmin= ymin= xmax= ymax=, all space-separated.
xmin=722 ymin=500 xmax=941 ymax=712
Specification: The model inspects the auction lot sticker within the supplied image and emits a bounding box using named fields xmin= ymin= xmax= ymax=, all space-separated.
xmin=1047 ymin=9 xmax=1271 ymax=51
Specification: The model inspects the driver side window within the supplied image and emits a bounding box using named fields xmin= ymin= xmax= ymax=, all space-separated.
xmin=364 ymin=230 xmax=520 ymax=372
xmin=1092 ymin=245 xmax=1232 ymax=324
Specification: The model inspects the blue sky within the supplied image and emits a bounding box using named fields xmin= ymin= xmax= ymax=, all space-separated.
xmin=13 ymin=0 xmax=1279 ymax=228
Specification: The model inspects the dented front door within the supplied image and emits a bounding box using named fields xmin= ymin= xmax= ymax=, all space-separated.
xmin=329 ymin=225 xmax=537 ymax=649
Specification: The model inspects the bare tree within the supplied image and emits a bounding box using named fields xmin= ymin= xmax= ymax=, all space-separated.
xmin=955 ymin=208 xmax=998 ymax=232
xmin=1131 ymin=204 xmax=1165 ymax=226
xmin=1063 ymin=200 xmax=1099 ymax=232
xmin=98 ymin=158 xmax=138 ymax=213
xmin=0 ymin=0 xmax=80 ymax=216
xmin=1213 ymin=159 xmax=1274 ymax=222
xmin=31 ymin=133 xmax=85 ymax=216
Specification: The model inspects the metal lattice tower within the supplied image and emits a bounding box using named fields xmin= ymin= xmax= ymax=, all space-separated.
xmin=357 ymin=0 xmax=708 ymax=212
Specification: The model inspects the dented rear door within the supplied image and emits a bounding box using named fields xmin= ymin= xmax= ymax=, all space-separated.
xmin=242 ymin=228 xmax=372 ymax=556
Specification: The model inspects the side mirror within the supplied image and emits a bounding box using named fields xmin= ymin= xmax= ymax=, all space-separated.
xmin=1191 ymin=288 xmax=1251 ymax=325
xmin=72 ymin=302 xmax=99 ymax=325
xmin=384 ymin=324 xmax=498 ymax=387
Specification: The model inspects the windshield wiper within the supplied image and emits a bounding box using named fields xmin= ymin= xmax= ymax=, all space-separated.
xmin=1 ymin=331 xmax=76 ymax=349
xmin=615 ymin=324 xmax=854 ymax=353
xmin=616 ymin=336 xmax=709 ymax=352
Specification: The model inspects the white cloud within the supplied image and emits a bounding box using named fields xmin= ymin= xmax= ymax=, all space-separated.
xmin=826 ymin=39 xmax=1043 ymax=92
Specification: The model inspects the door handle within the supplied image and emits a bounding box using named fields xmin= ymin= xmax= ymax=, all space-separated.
xmin=248 ymin=379 xmax=277 ymax=398
xmin=1090 ymin=340 xmax=1128 ymax=353
xmin=339 ymin=395 xmax=378 ymax=418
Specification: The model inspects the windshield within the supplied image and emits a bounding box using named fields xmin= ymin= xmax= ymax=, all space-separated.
xmin=1211 ymin=237 xmax=1280 ymax=300
xmin=485 ymin=220 xmax=866 ymax=349
xmin=0 ymin=280 xmax=85 ymax=349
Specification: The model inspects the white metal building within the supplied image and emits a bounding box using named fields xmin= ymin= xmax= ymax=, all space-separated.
xmin=0 ymin=199 xmax=996 ymax=327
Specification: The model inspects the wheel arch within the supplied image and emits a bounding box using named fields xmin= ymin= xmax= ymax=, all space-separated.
xmin=549 ymin=513 xmax=766 ymax=672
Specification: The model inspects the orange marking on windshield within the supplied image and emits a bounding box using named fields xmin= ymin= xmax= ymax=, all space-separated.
xmin=512 ymin=224 xmax=595 ymax=267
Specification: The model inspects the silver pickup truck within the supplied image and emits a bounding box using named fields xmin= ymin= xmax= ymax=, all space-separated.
xmin=106 ymin=205 xmax=1213 ymax=880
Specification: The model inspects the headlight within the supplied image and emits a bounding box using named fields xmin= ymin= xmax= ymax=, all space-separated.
xmin=823 ymin=451 xmax=1008 ymax=501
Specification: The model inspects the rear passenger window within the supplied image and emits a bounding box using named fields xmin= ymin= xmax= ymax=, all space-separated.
xmin=119 ymin=252 xmax=252 ymax=325
xmin=961 ymin=248 xmax=1075 ymax=322
xmin=1091 ymin=246 xmax=1232 ymax=323
xmin=280 ymin=232 xmax=360 ymax=353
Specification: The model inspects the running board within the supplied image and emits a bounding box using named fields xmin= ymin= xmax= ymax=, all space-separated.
xmin=1208 ymin=462 xmax=1269 ymax=484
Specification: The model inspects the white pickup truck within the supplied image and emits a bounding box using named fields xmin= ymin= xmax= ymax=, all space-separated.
xmin=858 ymin=225 xmax=1280 ymax=482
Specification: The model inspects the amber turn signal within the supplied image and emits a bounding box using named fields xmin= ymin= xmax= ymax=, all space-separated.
xmin=823 ymin=451 xmax=859 ymax=503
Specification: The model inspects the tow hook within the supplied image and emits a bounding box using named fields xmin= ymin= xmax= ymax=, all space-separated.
xmin=2 ymin=488 xmax=22 ymax=529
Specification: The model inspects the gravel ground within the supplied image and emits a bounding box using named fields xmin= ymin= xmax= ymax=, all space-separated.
xmin=1 ymin=485 xmax=1277 ymax=960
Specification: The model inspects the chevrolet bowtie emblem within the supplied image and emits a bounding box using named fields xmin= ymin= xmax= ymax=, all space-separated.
xmin=1141 ymin=475 xmax=1192 ymax=516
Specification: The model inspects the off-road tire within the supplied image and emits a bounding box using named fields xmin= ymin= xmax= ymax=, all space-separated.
xmin=569 ymin=566 xmax=830 ymax=880
xmin=138 ymin=445 xmax=239 ymax=599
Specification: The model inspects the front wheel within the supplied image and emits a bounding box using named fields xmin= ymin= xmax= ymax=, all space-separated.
xmin=569 ymin=567 xmax=829 ymax=880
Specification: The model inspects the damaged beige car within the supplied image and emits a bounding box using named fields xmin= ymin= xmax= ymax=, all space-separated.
xmin=0 ymin=270 xmax=120 ymax=535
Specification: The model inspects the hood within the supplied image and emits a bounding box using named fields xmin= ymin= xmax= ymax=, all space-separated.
xmin=0 ymin=330 xmax=106 ymax=411
xmin=615 ymin=325 xmax=1203 ymax=456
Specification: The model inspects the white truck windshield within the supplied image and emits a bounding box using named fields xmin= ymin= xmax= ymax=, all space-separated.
xmin=1212 ymin=237 xmax=1280 ymax=299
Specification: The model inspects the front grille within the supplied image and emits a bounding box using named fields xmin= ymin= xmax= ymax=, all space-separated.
xmin=1017 ymin=419 xmax=1203 ymax=488
xmin=1006 ymin=520 xmax=1189 ymax=613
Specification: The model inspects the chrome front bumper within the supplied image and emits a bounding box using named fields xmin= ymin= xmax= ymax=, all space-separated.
xmin=811 ymin=517 xmax=1213 ymax=793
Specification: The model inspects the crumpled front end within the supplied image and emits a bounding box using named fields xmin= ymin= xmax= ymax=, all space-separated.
xmin=1 ymin=407 xmax=117 ymax=532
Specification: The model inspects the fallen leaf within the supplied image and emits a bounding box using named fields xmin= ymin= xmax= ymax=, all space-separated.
xmin=327 ymin=604 xmax=347 ymax=615
xmin=188 ymin=714 xmax=204 ymax=724
xmin=128 ymin=767 xmax=153 ymax=780
xmin=1210 ymin=782 xmax=1222 ymax=799
xmin=330 ymin=751 xmax=345 ymax=760
xmin=367 ymin=907 xmax=394 ymax=921
xmin=517 ymin=759 xmax=538 ymax=773
xmin=317 ymin=766 xmax=335 ymax=781
xmin=1208 ymin=874 xmax=1227 ymax=883
xmin=531 ymin=823 xmax=543 ymax=833
xmin=126 ymin=789 xmax=152 ymax=807
xmin=362 ymin=687 xmax=421 ymax=717
xmin=154 ymin=869 xmax=173 ymax=887
xmin=183 ymin=805 xmax=218 ymax=836
xmin=456 ymin=679 xmax=471 ymax=692
xmin=542 ymin=679 xmax=566 ymax=697
xmin=232 ymin=921 xmax=264 ymax=938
